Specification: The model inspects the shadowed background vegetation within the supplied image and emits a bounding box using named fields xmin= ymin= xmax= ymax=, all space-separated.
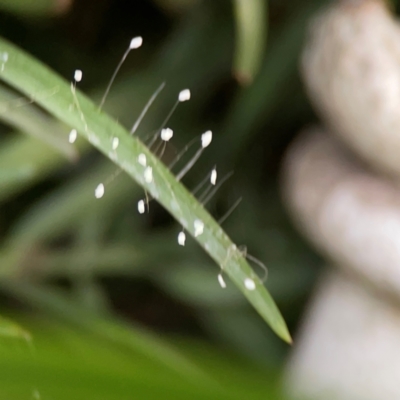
xmin=0 ymin=0 xmax=347 ymax=398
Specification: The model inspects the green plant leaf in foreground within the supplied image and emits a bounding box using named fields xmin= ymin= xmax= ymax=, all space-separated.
xmin=0 ymin=314 xmax=30 ymax=340
xmin=0 ymin=37 xmax=291 ymax=343
xmin=0 ymin=280 xmax=206 ymax=380
xmin=0 ymin=315 xmax=284 ymax=400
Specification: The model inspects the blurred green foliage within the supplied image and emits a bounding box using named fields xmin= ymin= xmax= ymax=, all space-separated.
xmin=0 ymin=0 xmax=328 ymax=398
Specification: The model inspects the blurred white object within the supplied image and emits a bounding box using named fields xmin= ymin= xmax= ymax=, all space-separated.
xmin=302 ymin=0 xmax=400 ymax=177
xmin=283 ymin=128 xmax=400 ymax=296
xmin=283 ymin=128 xmax=400 ymax=399
xmin=286 ymin=270 xmax=400 ymax=400
xmin=284 ymin=1 xmax=400 ymax=398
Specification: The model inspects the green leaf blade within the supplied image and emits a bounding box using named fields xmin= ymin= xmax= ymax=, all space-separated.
xmin=0 ymin=36 xmax=291 ymax=343
xmin=233 ymin=0 xmax=267 ymax=84
xmin=0 ymin=315 xmax=31 ymax=341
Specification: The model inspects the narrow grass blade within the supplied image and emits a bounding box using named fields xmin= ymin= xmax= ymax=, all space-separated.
xmin=233 ymin=0 xmax=267 ymax=84
xmin=0 ymin=36 xmax=291 ymax=343
xmin=0 ymin=83 xmax=76 ymax=159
